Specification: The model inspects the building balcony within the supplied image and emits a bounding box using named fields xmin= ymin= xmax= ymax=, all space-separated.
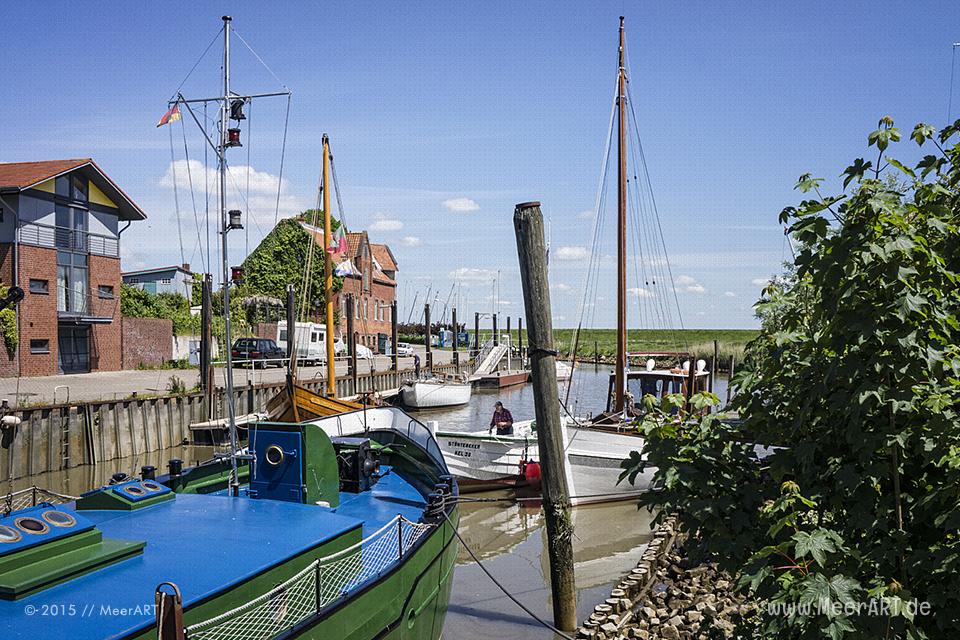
xmin=57 ymin=285 xmax=116 ymax=324
xmin=17 ymin=221 xmax=119 ymax=259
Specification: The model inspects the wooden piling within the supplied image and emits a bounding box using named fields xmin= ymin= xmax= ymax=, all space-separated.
xmin=391 ymin=300 xmax=399 ymax=372
xmin=424 ymin=303 xmax=433 ymax=374
xmin=452 ymin=307 xmax=459 ymax=369
xmin=286 ymin=284 xmax=298 ymax=378
xmin=513 ymin=200 xmax=577 ymax=631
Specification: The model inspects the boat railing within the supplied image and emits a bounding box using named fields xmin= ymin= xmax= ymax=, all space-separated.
xmin=2 ymin=486 xmax=78 ymax=516
xmin=182 ymin=514 xmax=434 ymax=640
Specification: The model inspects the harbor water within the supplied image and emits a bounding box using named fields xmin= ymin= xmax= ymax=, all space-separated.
xmin=8 ymin=364 xmax=729 ymax=639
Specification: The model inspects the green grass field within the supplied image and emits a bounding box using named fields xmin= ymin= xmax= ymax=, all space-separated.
xmin=448 ymin=328 xmax=758 ymax=368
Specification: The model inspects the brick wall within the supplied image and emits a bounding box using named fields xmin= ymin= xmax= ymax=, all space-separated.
xmin=333 ymin=276 xmax=396 ymax=352
xmin=89 ymin=255 xmax=122 ymax=372
xmin=252 ymin=322 xmax=277 ymax=339
xmin=17 ymin=244 xmax=59 ymax=377
xmin=121 ymin=317 xmax=173 ymax=369
xmin=0 ymin=244 xmax=19 ymax=377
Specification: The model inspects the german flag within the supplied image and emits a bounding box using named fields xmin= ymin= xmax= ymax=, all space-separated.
xmin=156 ymin=104 xmax=182 ymax=128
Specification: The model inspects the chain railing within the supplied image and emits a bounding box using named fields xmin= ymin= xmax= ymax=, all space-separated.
xmin=183 ymin=515 xmax=434 ymax=640
xmin=3 ymin=486 xmax=79 ymax=517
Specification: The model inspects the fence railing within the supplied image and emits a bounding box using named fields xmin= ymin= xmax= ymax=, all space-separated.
xmin=183 ymin=516 xmax=434 ymax=640
xmin=18 ymin=221 xmax=120 ymax=258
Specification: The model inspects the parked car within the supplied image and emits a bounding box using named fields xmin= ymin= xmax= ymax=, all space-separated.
xmin=395 ymin=342 xmax=414 ymax=357
xmin=355 ymin=344 xmax=374 ymax=360
xmin=231 ymin=338 xmax=286 ymax=368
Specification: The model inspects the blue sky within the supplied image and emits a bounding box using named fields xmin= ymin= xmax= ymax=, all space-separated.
xmin=3 ymin=1 xmax=958 ymax=328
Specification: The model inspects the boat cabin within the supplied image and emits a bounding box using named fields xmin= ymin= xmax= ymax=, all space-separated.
xmin=605 ymin=356 xmax=711 ymax=414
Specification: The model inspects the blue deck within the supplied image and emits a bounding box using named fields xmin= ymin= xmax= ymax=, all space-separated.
xmin=3 ymin=467 xmax=428 ymax=640
xmin=4 ymin=494 xmax=359 ymax=639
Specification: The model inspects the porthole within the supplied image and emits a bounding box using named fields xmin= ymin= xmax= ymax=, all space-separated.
xmin=0 ymin=525 xmax=21 ymax=543
xmin=141 ymin=481 xmax=163 ymax=493
xmin=41 ymin=510 xmax=77 ymax=528
xmin=265 ymin=445 xmax=285 ymax=466
xmin=14 ymin=517 xmax=49 ymax=535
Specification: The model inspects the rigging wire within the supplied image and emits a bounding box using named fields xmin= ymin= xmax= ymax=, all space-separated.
xmin=273 ymin=94 xmax=292 ymax=228
xmin=204 ymin=101 xmax=212 ymax=279
xmin=168 ymin=26 xmax=224 ymax=102
xmin=245 ymin=99 xmax=252 ymax=258
xmin=949 ymin=44 xmax=959 ymax=125
xmin=232 ymin=29 xmax=291 ymax=93
xmin=168 ymin=123 xmax=186 ymax=269
xmin=179 ymin=113 xmax=208 ymax=274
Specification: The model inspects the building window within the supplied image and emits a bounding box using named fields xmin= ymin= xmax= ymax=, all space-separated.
xmin=128 ymin=277 xmax=139 ymax=284
xmin=98 ymin=285 xmax=114 ymax=299
xmin=29 ymin=279 xmax=49 ymax=294
xmin=30 ymin=339 xmax=50 ymax=354
xmin=160 ymin=278 xmax=172 ymax=285
xmin=57 ymin=250 xmax=88 ymax=314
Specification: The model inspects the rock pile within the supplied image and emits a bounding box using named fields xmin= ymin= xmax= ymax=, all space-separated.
xmin=577 ymin=518 xmax=760 ymax=640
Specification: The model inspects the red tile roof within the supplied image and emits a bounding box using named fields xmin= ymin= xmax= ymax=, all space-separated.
xmin=0 ymin=159 xmax=90 ymax=190
xmin=370 ymin=243 xmax=398 ymax=272
xmin=346 ymin=231 xmax=366 ymax=257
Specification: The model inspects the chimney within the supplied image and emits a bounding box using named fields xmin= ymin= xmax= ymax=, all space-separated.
xmin=182 ymin=263 xmax=191 ymax=273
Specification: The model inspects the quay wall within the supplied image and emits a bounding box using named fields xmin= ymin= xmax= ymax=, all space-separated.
xmin=0 ymin=363 xmax=459 ymax=482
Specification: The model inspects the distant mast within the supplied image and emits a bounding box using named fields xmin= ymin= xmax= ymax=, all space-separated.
xmin=322 ymin=134 xmax=337 ymax=396
xmin=615 ymin=16 xmax=628 ymax=413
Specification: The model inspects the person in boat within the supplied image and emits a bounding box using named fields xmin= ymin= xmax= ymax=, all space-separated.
xmin=489 ymin=401 xmax=514 ymax=436
xmin=413 ymin=352 xmax=421 ymax=378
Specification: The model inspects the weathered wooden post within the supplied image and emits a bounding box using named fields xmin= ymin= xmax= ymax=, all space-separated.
xmin=517 ymin=317 xmax=524 ymax=363
xmin=285 ymin=284 xmax=298 ymax=378
xmin=200 ymin=275 xmax=213 ymax=419
xmin=424 ymin=303 xmax=433 ymax=374
xmin=513 ymin=200 xmax=577 ymax=631
xmin=710 ymin=339 xmax=718 ymax=393
xmin=346 ymin=295 xmax=357 ymax=396
xmin=473 ymin=312 xmax=480 ymax=360
xmin=452 ymin=307 xmax=459 ymax=370
xmin=505 ymin=316 xmax=512 ymax=369
xmin=391 ymin=300 xmax=399 ymax=372
xmin=492 ymin=313 xmax=498 ymax=346
xmin=594 ymin=340 xmax=599 ymax=365
xmin=726 ymin=355 xmax=736 ymax=405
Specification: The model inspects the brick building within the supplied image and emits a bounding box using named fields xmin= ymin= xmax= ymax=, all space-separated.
xmin=302 ymin=224 xmax=397 ymax=352
xmin=0 ymin=159 xmax=146 ymax=376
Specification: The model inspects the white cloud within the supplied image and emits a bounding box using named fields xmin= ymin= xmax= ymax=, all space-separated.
xmin=751 ymin=278 xmax=770 ymax=287
xmin=369 ymin=213 xmax=403 ymax=232
xmin=449 ymin=267 xmax=497 ymax=282
xmin=442 ymin=197 xmax=479 ymax=212
xmin=555 ymin=246 xmax=589 ymax=260
xmin=400 ymin=236 xmax=422 ymax=247
xmin=723 ymin=291 xmax=737 ymax=298
xmin=674 ymin=274 xmax=706 ymax=294
xmin=160 ymin=159 xmax=305 ymax=225
xmin=576 ymin=209 xmax=594 ymax=219
xmin=628 ymin=287 xmax=653 ymax=298
xmin=551 ymin=283 xmax=571 ymax=292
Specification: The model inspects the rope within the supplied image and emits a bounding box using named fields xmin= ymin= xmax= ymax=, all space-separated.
xmin=949 ymin=44 xmax=959 ymax=125
xmin=273 ymin=94 xmax=292 ymax=228
xmin=442 ymin=510 xmax=576 ymax=640
xmin=168 ymin=124 xmax=186 ymax=268
xmin=169 ymin=27 xmax=224 ymax=101
xmin=180 ymin=113 xmax=208 ymax=274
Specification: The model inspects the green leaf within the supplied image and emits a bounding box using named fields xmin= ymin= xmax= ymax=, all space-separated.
xmin=793 ymin=529 xmax=838 ymax=566
xmin=911 ymin=122 xmax=935 ymax=145
xmin=795 ymin=173 xmax=823 ymax=193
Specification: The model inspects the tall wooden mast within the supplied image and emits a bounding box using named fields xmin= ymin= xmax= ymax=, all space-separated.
xmin=322 ymin=134 xmax=337 ymax=396
xmin=615 ymin=16 xmax=627 ymax=413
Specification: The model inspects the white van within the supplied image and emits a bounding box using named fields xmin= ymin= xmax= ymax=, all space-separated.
xmin=276 ymin=321 xmax=344 ymax=365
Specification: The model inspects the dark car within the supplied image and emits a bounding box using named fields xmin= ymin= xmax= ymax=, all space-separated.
xmin=231 ymin=338 xmax=285 ymax=368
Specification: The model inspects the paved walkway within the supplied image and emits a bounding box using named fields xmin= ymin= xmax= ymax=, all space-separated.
xmin=0 ymin=347 xmax=457 ymax=406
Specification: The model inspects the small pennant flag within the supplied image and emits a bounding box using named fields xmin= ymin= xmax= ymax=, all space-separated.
xmin=156 ymin=104 xmax=182 ymax=128
xmin=327 ymin=226 xmax=347 ymax=255
xmin=335 ymin=260 xmax=354 ymax=276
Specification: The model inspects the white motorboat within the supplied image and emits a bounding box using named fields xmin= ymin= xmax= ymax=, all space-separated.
xmin=435 ymin=418 xmax=653 ymax=505
xmin=400 ymin=377 xmax=473 ymax=409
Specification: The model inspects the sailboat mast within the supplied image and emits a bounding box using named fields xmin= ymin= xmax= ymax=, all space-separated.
xmin=322 ymin=134 xmax=337 ymax=396
xmin=615 ymin=16 xmax=628 ymax=413
xmin=219 ymin=15 xmax=240 ymax=491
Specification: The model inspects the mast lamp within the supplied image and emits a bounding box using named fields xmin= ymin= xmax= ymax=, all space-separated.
xmin=226 ymin=128 xmax=242 ymax=148
xmin=228 ymin=210 xmax=243 ymax=230
xmin=231 ymin=266 xmax=244 ymax=284
xmin=229 ymin=98 xmax=246 ymax=121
